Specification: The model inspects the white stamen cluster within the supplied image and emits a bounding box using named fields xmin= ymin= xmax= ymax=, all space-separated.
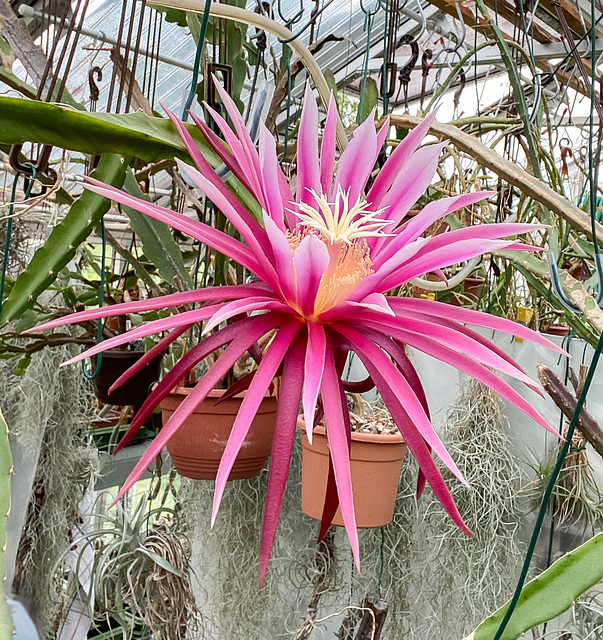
xmin=293 ymin=186 xmax=391 ymax=245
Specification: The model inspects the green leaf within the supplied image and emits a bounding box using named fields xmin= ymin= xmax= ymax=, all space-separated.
xmin=138 ymin=548 xmax=183 ymax=577
xmin=148 ymin=3 xmax=188 ymax=26
xmin=466 ymin=532 xmax=603 ymax=640
xmin=122 ymin=170 xmax=193 ymax=289
xmin=0 ymin=155 xmax=128 ymax=324
xmin=0 ymin=97 xmax=218 ymax=164
xmin=358 ymin=77 xmax=378 ymax=124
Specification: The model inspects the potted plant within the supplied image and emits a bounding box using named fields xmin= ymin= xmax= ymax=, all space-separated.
xmin=29 ymin=82 xmax=564 ymax=585
xmin=300 ymin=403 xmax=407 ymax=528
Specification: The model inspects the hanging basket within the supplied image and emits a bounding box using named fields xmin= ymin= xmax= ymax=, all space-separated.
xmin=161 ymin=387 xmax=278 ymax=480
xmin=300 ymin=422 xmax=407 ymax=528
xmin=91 ymin=348 xmax=163 ymax=406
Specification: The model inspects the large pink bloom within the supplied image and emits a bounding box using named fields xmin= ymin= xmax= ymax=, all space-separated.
xmin=32 ymin=84 xmax=562 ymax=584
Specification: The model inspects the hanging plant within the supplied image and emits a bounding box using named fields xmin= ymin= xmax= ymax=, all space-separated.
xmin=30 ymin=81 xmax=564 ymax=584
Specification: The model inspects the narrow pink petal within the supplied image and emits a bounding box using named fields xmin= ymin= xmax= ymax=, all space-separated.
xmin=259 ymin=122 xmax=287 ymax=231
xmin=320 ymin=95 xmax=338 ymax=197
xmin=376 ymin=239 xmax=518 ymax=292
xmin=321 ymin=339 xmax=360 ymax=570
xmin=113 ymin=314 xmax=282 ymax=494
xmin=62 ymin=304 xmax=223 ymax=366
xmin=337 ymin=324 xmax=467 ymax=486
xmin=373 ymin=192 xmax=495 ymax=268
xmin=175 ymin=158 xmax=275 ymax=262
xmin=358 ymin=318 xmax=559 ymax=438
xmin=367 ymin=110 xmax=438 ymax=207
xmin=378 ymin=142 xmax=446 ymax=227
xmin=376 ymin=116 xmax=390 ymax=151
xmin=212 ymin=81 xmax=264 ymax=203
xmin=203 ymin=102 xmax=264 ymax=203
xmin=108 ymin=326 xmax=188 ymax=394
xmin=164 ymin=106 xmax=215 ymax=177
xmin=188 ymin=111 xmax=256 ymax=196
xmin=333 ymin=112 xmax=378 ymax=204
xmin=345 ymin=333 xmax=472 ymax=536
xmin=296 ymin=84 xmax=321 ymax=206
xmin=293 ymin=234 xmax=330 ymax=316
xmin=82 ymin=179 xmax=264 ymax=278
xmin=260 ymin=336 xmax=305 ymax=587
xmin=262 ymin=212 xmax=296 ymax=299
xmin=387 ymin=296 xmax=567 ymax=354
xmin=344 ymin=293 xmax=395 ymax=316
xmin=356 ymin=311 xmax=540 ymax=392
xmin=25 ymin=283 xmax=271 ymax=334
xmin=203 ymin=296 xmax=292 ymax=335
xmin=211 ymin=321 xmax=301 ymax=525
xmin=303 ymin=322 xmax=326 ymax=442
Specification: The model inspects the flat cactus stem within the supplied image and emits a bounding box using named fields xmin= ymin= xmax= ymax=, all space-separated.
xmin=0 ymin=407 xmax=13 ymax=639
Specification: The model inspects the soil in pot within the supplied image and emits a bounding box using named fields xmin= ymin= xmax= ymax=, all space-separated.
xmin=161 ymin=387 xmax=278 ymax=480
xmin=300 ymin=420 xmax=407 ymax=528
xmin=91 ymin=346 xmax=163 ymax=406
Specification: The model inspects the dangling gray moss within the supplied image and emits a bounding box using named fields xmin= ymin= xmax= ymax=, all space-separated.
xmin=1 ymin=341 xmax=98 ymax=638
xmin=183 ymin=378 xmax=526 ymax=639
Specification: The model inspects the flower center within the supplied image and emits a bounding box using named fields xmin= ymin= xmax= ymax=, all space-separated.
xmin=288 ymin=188 xmax=389 ymax=318
xmin=295 ymin=186 xmax=390 ymax=245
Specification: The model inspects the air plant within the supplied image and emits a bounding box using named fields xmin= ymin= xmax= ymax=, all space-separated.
xmin=30 ymin=83 xmax=563 ymax=584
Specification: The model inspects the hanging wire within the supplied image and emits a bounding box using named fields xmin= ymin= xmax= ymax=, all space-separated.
xmin=181 ymin=0 xmax=212 ymax=122
xmin=358 ymin=0 xmax=382 ymax=124
xmin=493 ymin=331 xmax=603 ymax=640
xmin=81 ymin=218 xmax=107 ymax=381
xmin=0 ymin=165 xmax=37 ymax=314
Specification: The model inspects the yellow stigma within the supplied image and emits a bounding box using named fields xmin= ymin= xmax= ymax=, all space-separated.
xmin=294 ymin=186 xmax=391 ymax=245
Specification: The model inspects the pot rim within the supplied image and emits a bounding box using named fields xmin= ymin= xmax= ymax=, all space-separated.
xmin=298 ymin=419 xmax=405 ymax=444
xmin=165 ymin=386 xmax=277 ymax=400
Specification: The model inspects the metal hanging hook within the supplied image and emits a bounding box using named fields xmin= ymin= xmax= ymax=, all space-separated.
xmin=547 ymin=251 xmax=603 ymax=314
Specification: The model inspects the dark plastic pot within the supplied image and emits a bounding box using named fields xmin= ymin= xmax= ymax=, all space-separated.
xmin=91 ymin=348 xmax=163 ymax=406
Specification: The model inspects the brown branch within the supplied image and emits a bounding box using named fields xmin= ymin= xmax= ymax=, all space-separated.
xmin=537 ymin=364 xmax=603 ymax=461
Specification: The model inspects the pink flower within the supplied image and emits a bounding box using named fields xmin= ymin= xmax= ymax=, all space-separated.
xmin=31 ymin=84 xmax=562 ymax=584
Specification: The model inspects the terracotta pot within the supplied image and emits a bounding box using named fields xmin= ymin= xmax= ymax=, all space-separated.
xmin=91 ymin=348 xmax=163 ymax=406
xmin=546 ymin=324 xmax=571 ymax=337
xmin=161 ymin=387 xmax=278 ymax=480
xmin=300 ymin=423 xmax=407 ymax=528
xmin=463 ymin=275 xmax=486 ymax=302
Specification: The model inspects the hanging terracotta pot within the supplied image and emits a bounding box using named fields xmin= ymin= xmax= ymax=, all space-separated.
xmin=300 ymin=423 xmax=407 ymax=528
xmin=91 ymin=348 xmax=163 ymax=406
xmin=161 ymin=387 xmax=278 ymax=480
xmin=545 ymin=324 xmax=571 ymax=337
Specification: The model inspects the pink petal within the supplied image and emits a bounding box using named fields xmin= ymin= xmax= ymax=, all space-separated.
xmin=293 ymin=234 xmax=330 ymax=316
xmin=62 ymin=305 xmax=223 ymax=366
xmin=344 ymin=293 xmax=395 ymax=316
xmin=303 ymin=322 xmax=326 ymax=442
xmin=333 ymin=112 xmax=378 ymax=204
xmin=188 ymin=111 xmax=256 ymax=196
xmin=113 ymin=313 xmax=282 ymax=494
xmin=387 ymin=296 xmax=567 ymax=355
xmin=259 ymin=122 xmax=287 ymax=231
xmin=358 ymin=318 xmax=559 ymax=438
xmin=262 ymin=212 xmax=296 ymax=299
xmin=211 ymin=321 xmax=301 ymax=525
xmin=337 ymin=323 xmax=467 ymax=486
xmin=357 ymin=310 xmax=540 ymax=392
xmin=296 ymin=84 xmax=321 ymax=206
xmin=376 ymin=116 xmax=390 ymax=151
xmin=320 ymin=95 xmax=338 ymax=197
xmin=321 ymin=339 xmax=360 ymax=570
xmin=25 ymin=283 xmax=271 ymax=334
xmin=259 ymin=336 xmax=305 ymax=587
xmin=378 ymin=142 xmax=446 ymax=228
xmin=108 ymin=326 xmax=188 ymax=394
xmin=367 ymin=111 xmax=438 ymax=207
xmin=373 ymin=192 xmax=495 ymax=268
xmin=346 ymin=332 xmax=472 ymax=536
xmin=82 ymin=179 xmax=265 ymax=279
xmin=203 ymin=296 xmax=292 ymax=335
xmin=175 ymin=158 xmax=276 ymax=265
